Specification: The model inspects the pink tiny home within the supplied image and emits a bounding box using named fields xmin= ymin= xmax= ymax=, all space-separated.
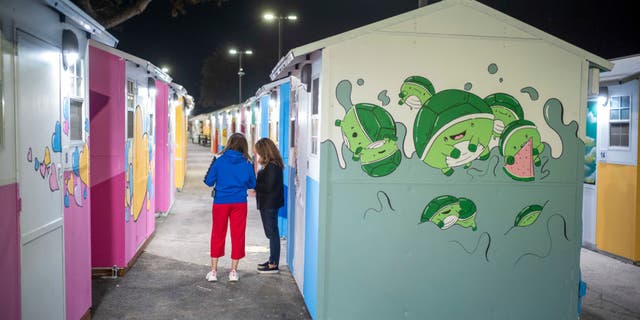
xmin=0 ymin=0 xmax=116 ymax=319
xmin=89 ymin=41 xmax=173 ymax=275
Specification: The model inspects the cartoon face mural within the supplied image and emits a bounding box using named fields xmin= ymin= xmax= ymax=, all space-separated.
xmin=413 ymin=89 xmax=494 ymax=176
xmin=335 ymin=103 xmax=401 ymax=177
xmin=483 ymin=93 xmax=524 ymax=138
xmin=419 ymin=195 xmax=477 ymax=231
xmin=398 ymin=76 xmax=436 ymax=110
xmin=359 ymin=139 xmax=402 ymax=177
xmin=500 ymin=120 xmax=544 ymax=182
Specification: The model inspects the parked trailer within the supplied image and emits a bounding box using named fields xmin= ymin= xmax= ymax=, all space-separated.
xmin=582 ymin=54 xmax=640 ymax=263
xmin=0 ymin=0 xmax=117 ymax=319
xmin=266 ymin=1 xmax=612 ymax=319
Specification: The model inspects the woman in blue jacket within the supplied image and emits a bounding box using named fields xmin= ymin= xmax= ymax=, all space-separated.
xmin=204 ymin=133 xmax=256 ymax=282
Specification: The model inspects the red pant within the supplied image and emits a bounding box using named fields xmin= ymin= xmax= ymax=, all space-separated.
xmin=210 ymin=203 xmax=247 ymax=259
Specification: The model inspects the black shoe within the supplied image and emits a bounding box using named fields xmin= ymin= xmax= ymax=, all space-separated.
xmin=257 ymin=264 xmax=279 ymax=274
xmin=257 ymin=261 xmax=269 ymax=268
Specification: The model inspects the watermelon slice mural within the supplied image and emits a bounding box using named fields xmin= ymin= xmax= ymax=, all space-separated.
xmin=500 ymin=120 xmax=544 ymax=182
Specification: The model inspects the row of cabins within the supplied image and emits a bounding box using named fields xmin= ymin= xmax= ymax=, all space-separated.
xmin=0 ymin=0 xmax=191 ymax=319
xmin=194 ymin=0 xmax=639 ymax=319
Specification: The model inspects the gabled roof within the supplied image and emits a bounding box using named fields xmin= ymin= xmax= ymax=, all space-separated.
xmin=89 ymin=40 xmax=172 ymax=84
xmin=271 ymin=0 xmax=613 ymax=80
xmin=45 ymin=0 xmax=118 ymax=46
xmin=255 ymin=77 xmax=291 ymax=98
xmin=600 ymin=54 xmax=640 ymax=84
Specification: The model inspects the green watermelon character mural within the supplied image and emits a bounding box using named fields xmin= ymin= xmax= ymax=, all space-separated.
xmin=419 ymin=195 xmax=478 ymax=231
xmin=398 ymin=76 xmax=436 ymax=110
xmin=483 ymin=93 xmax=524 ymax=139
xmin=500 ymin=120 xmax=544 ymax=182
xmin=335 ymin=103 xmax=401 ymax=177
xmin=413 ymin=89 xmax=494 ymax=176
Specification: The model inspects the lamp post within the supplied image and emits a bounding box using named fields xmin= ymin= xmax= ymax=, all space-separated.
xmin=229 ymin=49 xmax=253 ymax=103
xmin=263 ymin=12 xmax=297 ymax=60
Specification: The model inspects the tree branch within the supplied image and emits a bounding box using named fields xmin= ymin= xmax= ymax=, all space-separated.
xmin=100 ymin=0 xmax=152 ymax=29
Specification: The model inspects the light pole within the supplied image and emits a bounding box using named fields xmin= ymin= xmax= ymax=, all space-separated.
xmin=263 ymin=12 xmax=297 ymax=60
xmin=229 ymin=49 xmax=253 ymax=103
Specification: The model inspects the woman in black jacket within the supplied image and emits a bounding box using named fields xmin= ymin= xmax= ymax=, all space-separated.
xmin=253 ymin=138 xmax=284 ymax=273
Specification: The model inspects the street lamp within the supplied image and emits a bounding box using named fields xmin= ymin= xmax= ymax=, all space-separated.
xmin=229 ymin=48 xmax=253 ymax=103
xmin=263 ymin=12 xmax=297 ymax=60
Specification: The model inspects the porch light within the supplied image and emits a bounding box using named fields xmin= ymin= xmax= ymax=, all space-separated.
xmin=62 ymin=29 xmax=79 ymax=70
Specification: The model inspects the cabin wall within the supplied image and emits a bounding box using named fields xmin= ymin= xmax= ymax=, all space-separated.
xmin=89 ymin=46 xmax=126 ymax=267
xmin=0 ymin=19 xmax=20 ymax=320
xmin=316 ymin=21 xmax=588 ymax=319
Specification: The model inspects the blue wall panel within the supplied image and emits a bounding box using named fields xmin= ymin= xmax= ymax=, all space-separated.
xmin=260 ymin=95 xmax=269 ymax=138
xmin=303 ymin=176 xmax=319 ymax=319
xmin=277 ymin=82 xmax=291 ymax=238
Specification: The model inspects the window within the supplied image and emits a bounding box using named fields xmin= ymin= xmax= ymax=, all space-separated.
xmin=310 ymin=78 xmax=320 ymax=155
xmin=609 ymin=96 xmax=630 ymax=147
xmin=68 ymin=60 xmax=85 ymax=142
xmin=149 ymin=114 xmax=154 ymax=136
xmin=70 ymin=99 xmax=83 ymax=140
xmin=126 ymin=80 xmax=136 ymax=139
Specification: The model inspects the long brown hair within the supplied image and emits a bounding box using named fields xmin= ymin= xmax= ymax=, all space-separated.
xmin=220 ymin=132 xmax=251 ymax=161
xmin=254 ymin=138 xmax=284 ymax=168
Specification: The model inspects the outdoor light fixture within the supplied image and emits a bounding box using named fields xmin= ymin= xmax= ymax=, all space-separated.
xmin=62 ymin=29 xmax=79 ymax=70
xmin=161 ymin=66 xmax=170 ymax=73
xmin=598 ymin=86 xmax=609 ymax=106
xmin=148 ymin=77 xmax=157 ymax=98
xmin=229 ymin=48 xmax=254 ymax=103
xmin=262 ymin=12 xmax=299 ymax=59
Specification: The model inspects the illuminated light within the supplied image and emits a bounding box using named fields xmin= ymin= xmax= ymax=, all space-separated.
xmin=269 ymin=99 xmax=276 ymax=108
xmin=287 ymin=15 xmax=297 ymax=20
xmin=597 ymin=95 xmax=607 ymax=106
xmin=245 ymin=50 xmax=253 ymax=55
xmin=229 ymin=49 xmax=238 ymax=55
xmin=83 ymin=23 xmax=91 ymax=31
xmin=64 ymin=52 xmax=78 ymax=66
xmin=263 ymin=13 xmax=275 ymax=21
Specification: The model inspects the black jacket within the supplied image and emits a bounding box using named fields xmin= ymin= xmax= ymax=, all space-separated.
xmin=255 ymin=162 xmax=284 ymax=210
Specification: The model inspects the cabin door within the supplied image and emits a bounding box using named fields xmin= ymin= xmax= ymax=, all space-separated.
xmin=17 ymin=31 xmax=65 ymax=320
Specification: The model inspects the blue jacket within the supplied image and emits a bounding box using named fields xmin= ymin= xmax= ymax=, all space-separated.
xmin=204 ymin=150 xmax=256 ymax=204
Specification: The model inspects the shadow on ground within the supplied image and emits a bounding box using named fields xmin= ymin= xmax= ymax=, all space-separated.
xmin=92 ymin=253 xmax=310 ymax=319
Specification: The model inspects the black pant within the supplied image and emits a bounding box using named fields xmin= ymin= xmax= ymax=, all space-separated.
xmin=259 ymin=209 xmax=280 ymax=265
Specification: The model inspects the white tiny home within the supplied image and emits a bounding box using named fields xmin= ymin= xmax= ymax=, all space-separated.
xmin=269 ymin=0 xmax=612 ymax=318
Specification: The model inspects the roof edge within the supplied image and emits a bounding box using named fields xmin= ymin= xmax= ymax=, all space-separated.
xmin=45 ymin=0 xmax=118 ymax=47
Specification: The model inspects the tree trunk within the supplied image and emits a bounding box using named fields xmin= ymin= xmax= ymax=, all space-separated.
xmin=101 ymin=0 xmax=152 ymax=29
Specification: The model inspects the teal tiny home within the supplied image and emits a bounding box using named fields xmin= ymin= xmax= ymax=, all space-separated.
xmin=268 ymin=0 xmax=612 ymax=318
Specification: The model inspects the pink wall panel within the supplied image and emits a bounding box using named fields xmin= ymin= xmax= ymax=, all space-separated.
xmin=89 ymin=45 xmax=126 ymax=267
xmin=0 ymin=183 xmax=20 ymax=320
xmin=155 ymin=81 xmax=170 ymax=212
xmin=64 ymin=172 xmax=91 ymax=320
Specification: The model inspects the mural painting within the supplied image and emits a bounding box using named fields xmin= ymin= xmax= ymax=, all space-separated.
xmin=584 ymin=100 xmax=597 ymax=184
xmin=124 ymin=105 xmax=154 ymax=222
xmin=330 ymin=62 xmax=579 ymax=268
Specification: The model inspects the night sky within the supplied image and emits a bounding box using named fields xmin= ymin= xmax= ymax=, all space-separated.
xmin=110 ymin=0 xmax=640 ymax=113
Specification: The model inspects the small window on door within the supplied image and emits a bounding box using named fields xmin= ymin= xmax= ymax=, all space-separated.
xmin=0 ymin=26 xmax=4 ymax=146
xmin=149 ymin=114 xmax=154 ymax=136
xmin=609 ymin=96 xmax=630 ymax=148
xmin=127 ymin=110 xmax=134 ymax=139
xmin=290 ymin=119 xmax=296 ymax=148
xmin=310 ymin=77 xmax=320 ymax=155
xmin=70 ymin=99 xmax=83 ymax=141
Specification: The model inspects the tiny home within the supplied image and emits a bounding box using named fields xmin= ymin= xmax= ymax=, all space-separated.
xmin=0 ymin=0 xmax=117 ymax=319
xmin=269 ymin=0 xmax=612 ymax=318
xmin=88 ymin=41 xmax=171 ymax=276
xmin=170 ymin=84 xmax=191 ymax=191
xmin=582 ymin=54 xmax=640 ymax=263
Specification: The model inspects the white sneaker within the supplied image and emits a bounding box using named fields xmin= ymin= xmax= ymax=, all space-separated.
xmin=206 ymin=270 xmax=217 ymax=282
xmin=228 ymin=269 xmax=239 ymax=282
